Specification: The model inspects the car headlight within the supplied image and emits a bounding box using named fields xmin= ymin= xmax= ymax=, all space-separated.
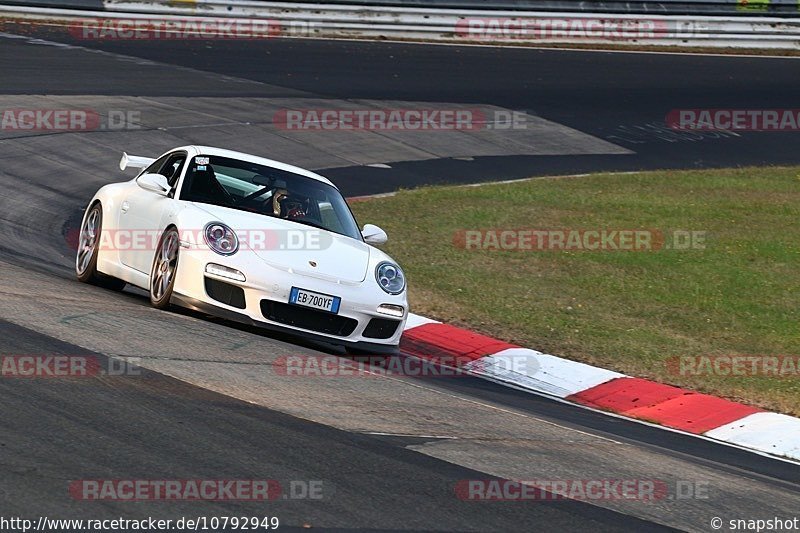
xmin=376 ymin=262 xmax=405 ymax=295
xmin=204 ymin=222 xmax=239 ymax=256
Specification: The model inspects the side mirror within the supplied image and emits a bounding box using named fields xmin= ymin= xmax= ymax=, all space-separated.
xmin=362 ymin=224 xmax=388 ymax=245
xmin=137 ymin=173 xmax=170 ymax=196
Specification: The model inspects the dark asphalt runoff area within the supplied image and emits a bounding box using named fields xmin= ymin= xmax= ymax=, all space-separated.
xmin=2 ymin=319 xmax=671 ymax=531
xmin=3 ymin=26 xmax=800 ymax=194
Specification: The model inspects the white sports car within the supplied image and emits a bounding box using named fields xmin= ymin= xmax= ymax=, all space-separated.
xmin=76 ymin=146 xmax=408 ymax=354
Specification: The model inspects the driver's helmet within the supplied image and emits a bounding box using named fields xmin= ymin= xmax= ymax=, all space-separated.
xmin=272 ymin=188 xmax=309 ymax=219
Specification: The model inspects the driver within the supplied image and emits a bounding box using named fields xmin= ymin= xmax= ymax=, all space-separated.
xmin=272 ymin=188 xmax=309 ymax=220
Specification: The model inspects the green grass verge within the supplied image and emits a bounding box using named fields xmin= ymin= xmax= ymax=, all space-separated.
xmin=350 ymin=167 xmax=800 ymax=415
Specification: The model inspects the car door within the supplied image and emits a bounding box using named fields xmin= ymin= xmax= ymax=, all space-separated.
xmin=118 ymin=151 xmax=187 ymax=274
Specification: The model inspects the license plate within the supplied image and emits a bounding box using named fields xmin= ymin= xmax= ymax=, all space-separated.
xmin=289 ymin=287 xmax=341 ymax=314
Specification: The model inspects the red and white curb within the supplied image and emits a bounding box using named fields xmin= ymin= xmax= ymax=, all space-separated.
xmin=401 ymin=314 xmax=800 ymax=463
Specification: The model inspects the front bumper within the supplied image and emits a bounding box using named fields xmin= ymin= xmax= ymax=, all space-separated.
xmin=172 ymin=294 xmax=401 ymax=355
xmin=171 ymin=247 xmax=407 ymax=353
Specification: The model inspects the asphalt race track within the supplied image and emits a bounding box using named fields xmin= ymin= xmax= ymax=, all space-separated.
xmin=0 ymin=26 xmax=799 ymax=531
xmin=4 ymin=28 xmax=800 ymax=193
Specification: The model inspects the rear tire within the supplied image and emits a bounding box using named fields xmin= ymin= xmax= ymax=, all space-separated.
xmin=150 ymin=227 xmax=180 ymax=310
xmin=75 ymin=203 xmax=126 ymax=291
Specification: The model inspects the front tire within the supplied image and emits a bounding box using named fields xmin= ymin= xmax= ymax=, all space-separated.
xmin=150 ymin=227 xmax=180 ymax=310
xmin=75 ymin=203 xmax=126 ymax=291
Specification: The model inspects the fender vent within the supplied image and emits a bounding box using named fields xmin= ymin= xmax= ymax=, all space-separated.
xmin=204 ymin=277 xmax=246 ymax=309
xmin=362 ymin=318 xmax=401 ymax=339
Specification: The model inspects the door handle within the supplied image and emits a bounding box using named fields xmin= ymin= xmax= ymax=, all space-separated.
xmin=121 ymin=201 xmax=130 ymax=213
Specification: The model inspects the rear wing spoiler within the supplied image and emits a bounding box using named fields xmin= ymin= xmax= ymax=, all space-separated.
xmin=119 ymin=152 xmax=155 ymax=171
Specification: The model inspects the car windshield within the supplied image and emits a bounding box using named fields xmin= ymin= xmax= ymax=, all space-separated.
xmin=180 ymin=154 xmax=362 ymax=240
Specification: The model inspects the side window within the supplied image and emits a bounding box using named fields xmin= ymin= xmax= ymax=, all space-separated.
xmin=140 ymin=152 xmax=186 ymax=188
xmin=161 ymin=154 xmax=186 ymax=187
xmin=140 ymin=154 xmax=170 ymax=177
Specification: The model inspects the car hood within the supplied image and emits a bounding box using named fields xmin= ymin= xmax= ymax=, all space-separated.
xmin=190 ymin=203 xmax=370 ymax=283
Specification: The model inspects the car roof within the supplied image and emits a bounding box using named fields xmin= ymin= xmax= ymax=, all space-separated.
xmin=181 ymin=145 xmax=337 ymax=189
